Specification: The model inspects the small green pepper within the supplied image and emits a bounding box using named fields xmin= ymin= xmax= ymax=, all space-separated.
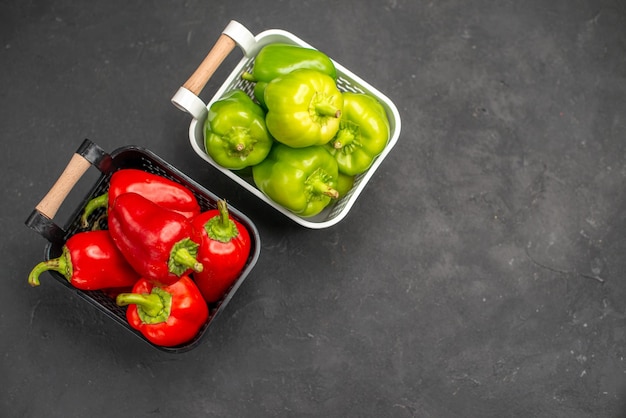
xmin=252 ymin=143 xmax=340 ymax=217
xmin=264 ymin=69 xmax=343 ymax=148
xmin=326 ymin=92 xmax=390 ymax=176
xmin=204 ymin=90 xmax=274 ymax=170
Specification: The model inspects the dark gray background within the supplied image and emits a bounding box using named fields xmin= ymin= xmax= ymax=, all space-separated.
xmin=2 ymin=0 xmax=626 ymax=417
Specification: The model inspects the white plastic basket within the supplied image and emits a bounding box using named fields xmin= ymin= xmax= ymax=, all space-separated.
xmin=172 ymin=20 xmax=401 ymax=229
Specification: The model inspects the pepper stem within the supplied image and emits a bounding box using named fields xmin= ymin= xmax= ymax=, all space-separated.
xmin=241 ymin=72 xmax=257 ymax=82
xmin=204 ymin=200 xmax=239 ymax=243
xmin=307 ymin=168 xmax=340 ymax=200
xmin=315 ymin=102 xmax=342 ymax=119
xmin=116 ymin=286 xmax=172 ymax=324
xmin=28 ymin=246 xmax=72 ymax=287
xmin=226 ymin=126 xmax=254 ymax=156
xmin=80 ymin=193 xmax=109 ymax=228
xmin=332 ymin=128 xmax=355 ymax=149
xmin=314 ymin=181 xmax=339 ymax=199
xmin=169 ymin=238 xmax=203 ymax=276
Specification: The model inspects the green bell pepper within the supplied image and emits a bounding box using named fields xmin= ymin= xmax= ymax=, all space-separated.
xmin=242 ymin=43 xmax=337 ymax=83
xmin=326 ymin=92 xmax=390 ymax=176
xmin=264 ymin=68 xmax=343 ymax=148
xmin=242 ymin=44 xmax=337 ymax=108
xmin=204 ymin=89 xmax=274 ymax=170
xmin=252 ymin=143 xmax=340 ymax=217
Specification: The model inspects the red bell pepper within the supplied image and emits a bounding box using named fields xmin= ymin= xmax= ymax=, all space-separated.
xmin=80 ymin=169 xmax=201 ymax=228
xmin=108 ymin=192 xmax=204 ymax=286
xmin=27 ymin=230 xmax=140 ymax=290
xmin=191 ymin=200 xmax=251 ymax=304
xmin=116 ymin=276 xmax=209 ymax=347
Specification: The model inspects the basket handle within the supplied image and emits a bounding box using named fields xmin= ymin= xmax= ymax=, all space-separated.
xmin=171 ymin=20 xmax=256 ymax=120
xmin=35 ymin=153 xmax=92 ymax=220
xmin=25 ymin=139 xmax=110 ymax=242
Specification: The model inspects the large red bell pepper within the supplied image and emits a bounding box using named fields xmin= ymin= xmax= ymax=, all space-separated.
xmin=27 ymin=230 xmax=140 ymax=290
xmin=116 ymin=276 xmax=209 ymax=347
xmin=191 ymin=200 xmax=251 ymax=304
xmin=80 ymin=169 xmax=201 ymax=228
xmin=108 ymin=192 xmax=204 ymax=286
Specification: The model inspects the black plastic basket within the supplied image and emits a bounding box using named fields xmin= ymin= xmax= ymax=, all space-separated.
xmin=25 ymin=139 xmax=261 ymax=353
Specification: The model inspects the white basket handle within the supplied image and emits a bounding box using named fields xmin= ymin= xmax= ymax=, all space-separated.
xmin=172 ymin=20 xmax=256 ymax=120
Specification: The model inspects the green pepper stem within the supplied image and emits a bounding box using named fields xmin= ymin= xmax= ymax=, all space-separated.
xmin=313 ymin=180 xmax=339 ymax=199
xmin=28 ymin=247 xmax=72 ymax=287
xmin=332 ymin=129 xmax=355 ymax=149
xmin=80 ymin=193 xmax=109 ymax=228
xmin=226 ymin=127 xmax=253 ymax=155
xmin=315 ymin=102 xmax=341 ymax=118
xmin=204 ymin=200 xmax=239 ymax=243
xmin=241 ymin=72 xmax=257 ymax=82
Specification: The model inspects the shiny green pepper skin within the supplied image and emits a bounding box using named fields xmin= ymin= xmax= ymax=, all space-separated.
xmin=242 ymin=43 xmax=337 ymax=83
xmin=326 ymin=92 xmax=390 ymax=175
xmin=252 ymin=143 xmax=340 ymax=217
xmin=204 ymin=90 xmax=274 ymax=170
xmin=264 ymin=69 xmax=343 ymax=148
xmin=335 ymin=172 xmax=355 ymax=197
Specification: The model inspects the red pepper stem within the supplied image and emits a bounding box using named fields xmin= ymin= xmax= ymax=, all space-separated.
xmin=169 ymin=238 xmax=203 ymax=276
xmin=80 ymin=193 xmax=109 ymax=228
xmin=27 ymin=247 xmax=72 ymax=287
xmin=204 ymin=200 xmax=239 ymax=243
xmin=173 ymin=248 xmax=203 ymax=272
xmin=116 ymin=288 xmax=172 ymax=323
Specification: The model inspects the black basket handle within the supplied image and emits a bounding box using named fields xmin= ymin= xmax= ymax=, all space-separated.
xmin=25 ymin=139 xmax=111 ymax=243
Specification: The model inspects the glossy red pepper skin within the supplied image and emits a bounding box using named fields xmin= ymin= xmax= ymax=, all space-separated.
xmin=81 ymin=169 xmax=201 ymax=227
xmin=108 ymin=192 xmax=204 ymax=286
xmin=191 ymin=200 xmax=251 ymax=304
xmin=28 ymin=230 xmax=140 ymax=290
xmin=116 ymin=276 xmax=209 ymax=347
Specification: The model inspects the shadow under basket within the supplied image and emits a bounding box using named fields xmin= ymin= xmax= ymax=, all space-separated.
xmin=25 ymin=139 xmax=261 ymax=353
